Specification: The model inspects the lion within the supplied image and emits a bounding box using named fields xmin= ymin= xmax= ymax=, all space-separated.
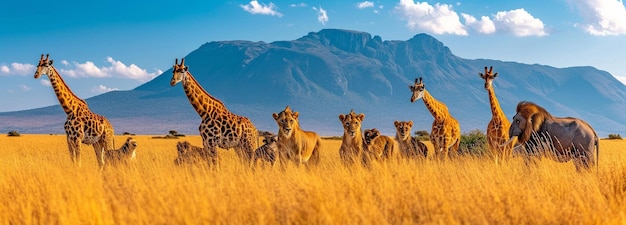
xmin=272 ymin=106 xmax=321 ymax=167
xmin=338 ymin=110 xmax=366 ymax=166
xmin=104 ymin=137 xmax=138 ymax=166
xmin=504 ymin=101 xmax=599 ymax=171
xmin=394 ymin=121 xmax=428 ymax=159
xmin=174 ymin=141 xmax=206 ymax=165
xmin=362 ymin=128 xmax=395 ymax=163
xmin=253 ymin=131 xmax=279 ymax=167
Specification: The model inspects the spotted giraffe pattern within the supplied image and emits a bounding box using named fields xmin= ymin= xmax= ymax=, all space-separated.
xmin=34 ymin=54 xmax=115 ymax=169
xmin=170 ymin=58 xmax=259 ymax=168
xmin=410 ymin=77 xmax=460 ymax=160
xmin=479 ymin=66 xmax=514 ymax=163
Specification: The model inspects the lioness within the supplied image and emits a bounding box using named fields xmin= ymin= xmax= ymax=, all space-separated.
xmin=363 ymin=128 xmax=395 ymax=162
xmin=104 ymin=137 xmax=138 ymax=166
xmin=174 ymin=141 xmax=206 ymax=165
xmin=394 ymin=121 xmax=428 ymax=159
xmin=272 ymin=106 xmax=321 ymax=166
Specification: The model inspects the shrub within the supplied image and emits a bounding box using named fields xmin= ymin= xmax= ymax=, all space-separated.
xmin=608 ymin=134 xmax=622 ymax=140
xmin=458 ymin=129 xmax=488 ymax=156
xmin=7 ymin=130 xmax=20 ymax=137
xmin=414 ymin=130 xmax=430 ymax=141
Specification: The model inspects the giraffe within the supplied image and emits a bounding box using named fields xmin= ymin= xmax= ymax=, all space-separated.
xmin=409 ymin=77 xmax=460 ymax=160
xmin=34 ymin=54 xmax=115 ymax=169
xmin=170 ymin=58 xmax=259 ymax=168
xmin=479 ymin=66 xmax=515 ymax=164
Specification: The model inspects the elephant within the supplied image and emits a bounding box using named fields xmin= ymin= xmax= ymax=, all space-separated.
xmin=504 ymin=101 xmax=599 ymax=171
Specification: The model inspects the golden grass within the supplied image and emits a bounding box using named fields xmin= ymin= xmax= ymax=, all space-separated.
xmin=1 ymin=134 xmax=626 ymax=224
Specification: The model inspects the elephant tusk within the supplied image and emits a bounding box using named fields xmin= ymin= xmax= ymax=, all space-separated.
xmin=500 ymin=136 xmax=517 ymax=148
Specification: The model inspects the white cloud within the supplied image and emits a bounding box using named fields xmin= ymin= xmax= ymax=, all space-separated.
xmin=102 ymin=57 xmax=161 ymax=82
xmin=567 ymin=0 xmax=626 ymax=35
xmin=357 ymin=1 xmax=374 ymax=9
xmin=0 ymin=63 xmax=35 ymax=76
xmin=395 ymin=0 xmax=468 ymax=35
xmin=240 ymin=0 xmax=283 ymax=17
xmin=313 ymin=6 xmax=329 ymax=25
xmin=19 ymin=85 xmax=31 ymax=91
xmin=493 ymin=8 xmax=547 ymax=37
xmin=40 ymin=79 xmax=51 ymax=87
xmin=462 ymin=13 xmax=496 ymax=34
xmin=0 ymin=65 xmax=9 ymax=74
xmin=90 ymin=85 xmax=118 ymax=94
xmin=61 ymin=60 xmax=69 ymax=66
xmin=60 ymin=57 xmax=160 ymax=82
xmin=290 ymin=3 xmax=307 ymax=7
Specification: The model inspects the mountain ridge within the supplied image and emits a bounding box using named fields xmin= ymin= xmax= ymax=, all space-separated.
xmin=1 ymin=29 xmax=625 ymax=137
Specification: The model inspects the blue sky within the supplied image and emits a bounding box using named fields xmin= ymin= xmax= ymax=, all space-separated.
xmin=1 ymin=0 xmax=626 ymax=112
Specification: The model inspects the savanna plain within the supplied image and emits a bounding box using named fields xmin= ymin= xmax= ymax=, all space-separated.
xmin=2 ymin=134 xmax=626 ymax=224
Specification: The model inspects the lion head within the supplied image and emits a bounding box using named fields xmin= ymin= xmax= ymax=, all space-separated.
xmin=272 ymin=106 xmax=300 ymax=138
xmin=394 ymin=120 xmax=413 ymax=141
xmin=363 ymin=128 xmax=381 ymax=145
xmin=509 ymin=101 xmax=552 ymax=144
xmin=339 ymin=110 xmax=365 ymax=138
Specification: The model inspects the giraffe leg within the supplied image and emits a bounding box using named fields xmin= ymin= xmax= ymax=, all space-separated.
xmin=202 ymin=138 xmax=219 ymax=169
xmin=442 ymin=138 xmax=449 ymax=161
xmin=93 ymin=142 xmax=106 ymax=170
xmin=66 ymin=137 xmax=81 ymax=167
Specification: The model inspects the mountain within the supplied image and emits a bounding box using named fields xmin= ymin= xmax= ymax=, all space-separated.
xmin=2 ymin=29 xmax=625 ymax=137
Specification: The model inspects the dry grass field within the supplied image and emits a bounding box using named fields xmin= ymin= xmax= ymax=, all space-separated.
xmin=1 ymin=134 xmax=626 ymax=224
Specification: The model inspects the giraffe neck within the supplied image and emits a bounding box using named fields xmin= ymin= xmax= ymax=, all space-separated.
xmin=182 ymin=71 xmax=227 ymax=118
xmin=487 ymin=87 xmax=507 ymax=120
xmin=47 ymin=67 xmax=88 ymax=115
xmin=421 ymin=90 xmax=448 ymax=121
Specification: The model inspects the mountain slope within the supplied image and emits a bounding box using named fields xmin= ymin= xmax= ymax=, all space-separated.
xmin=2 ymin=29 xmax=625 ymax=137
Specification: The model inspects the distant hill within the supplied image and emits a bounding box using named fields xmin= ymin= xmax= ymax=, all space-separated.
xmin=2 ymin=29 xmax=625 ymax=137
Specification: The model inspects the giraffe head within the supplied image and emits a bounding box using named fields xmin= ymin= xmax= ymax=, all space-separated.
xmin=34 ymin=54 xmax=54 ymax=79
xmin=478 ymin=66 xmax=498 ymax=90
xmin=409 ymin=77 xmax=425 ymax=102
xmin=170 ymin=58 xmax=189 ymax=86
xmin=338 ymin=109 xmax=365 ymax=138
xmin=272 ymin=105 xmax=300 ymax=138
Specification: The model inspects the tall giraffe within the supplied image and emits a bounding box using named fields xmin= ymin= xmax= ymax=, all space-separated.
xmin=170 ymin=58 xmax=259 ymax=167
xmin=409 ymin=77 xmax=460 ymax=160
xmin=479 ymin=66 xmax=514 ymax=163
xmin=34 ymin=54 xmax=115 ymax=169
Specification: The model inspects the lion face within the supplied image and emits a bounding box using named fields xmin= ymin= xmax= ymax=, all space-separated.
xmin=273 ymin=106 xmax=299 ymax=138
xmin=363 ymin=128 xmax=380 ymax=145
xmin=394 ymin=120 xmax=413 ymax=141
xmin=339 ymin=110 xmax=364 ymax=138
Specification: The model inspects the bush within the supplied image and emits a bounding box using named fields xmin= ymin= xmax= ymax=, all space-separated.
xmin=608 ymin=134 xmax=622 ymax=139
xmin=414 ymin=130 xmax=430 ymax=141
xmin=7 ymin=130 xmax=20 ymax=137
xmin=169 ymin=130 xmax=185 ymax=137
xmin=458 ymin=129 xmax=488 ymax=156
